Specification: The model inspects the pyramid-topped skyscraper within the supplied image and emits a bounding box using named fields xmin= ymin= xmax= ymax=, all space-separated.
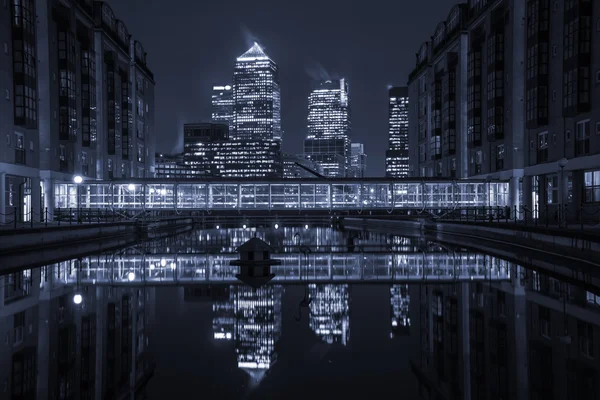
xmin=233 ymin=43 xmax=281 ymax=142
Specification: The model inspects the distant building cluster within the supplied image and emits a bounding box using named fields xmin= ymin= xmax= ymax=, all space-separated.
xmin=0 ymin=0 xmax=155 ymax=221
xmin=406 ymin=0 xmax=600 ymax=214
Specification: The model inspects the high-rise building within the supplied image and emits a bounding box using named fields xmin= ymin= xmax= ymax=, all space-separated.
xmin=308 ymin=284 xmax=350 ymax=345
xmin=183 ymin=122 xmax=282 ymax=178
xmin=385 ymin=87 xmax=410 ymax=177
xmin=0 ymin=0 xmax=155 ymax=223
xmin=304 ymin=79 xmax=351 ymax=177
xmin=349 ymin=143 xmax=367 ymax=178
xmin=212 ymin=85 xmax=234 ymax=133
xmin=233 ymin=43 xmax=281 ymax=142
xmin=407 ymin=0 xmax=598 ymax=214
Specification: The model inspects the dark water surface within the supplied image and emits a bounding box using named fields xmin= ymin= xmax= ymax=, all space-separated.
xmin=1 ymin=226 xmax=599 ymax=399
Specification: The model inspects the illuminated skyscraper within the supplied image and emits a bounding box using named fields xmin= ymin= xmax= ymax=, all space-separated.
xmin=304 ymin=79 xmax=351 ymax=177
xmin=390 ymin=284 xmax=410 ymax=337
xmin=233 ymin=43 xmax=281 ymax=142
xmin=349 ymin=143 xmax=367 ymax=178
xmin=234 ymin=285 xmax=282 ymax=378
xmin=385 ymin=87 xmax=410 ymax=177
xmin=308 ymin=284 xmax=350 ymax=345
xmin=212 ymin=85 xmax=234 ymax=133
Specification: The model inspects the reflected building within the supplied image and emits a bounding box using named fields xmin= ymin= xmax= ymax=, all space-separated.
xmin=390 ymin=284 xmax=410 ymax=337
xmin=304 ymin=79 xmax=351 ymax=177
xmin=211 ymin=285 xmax=283 ymax=379
xmin=309 ymin=284 xmax=350 ymax=345
xmin=0 ymin=262 xmax=155 ymax=399
xmin=234 ymin=285 xmax=282 ymax=373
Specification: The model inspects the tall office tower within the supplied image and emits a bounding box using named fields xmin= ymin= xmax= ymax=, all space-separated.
xmin=233 ymin=43 xmax=281 ymax=142
xmin=390 ymin=284 xmax=410 ymax=338
xmin=349 ymin=143 xmax=367 ymax=178
xmin=304 ymin=79 xmax=351 ymax=177
xmin=0 ymin=0 xmax=155 ymax=224
xmin=308 ymin=284 xmax=350 ymax=345
xmin=212 ymin=85 xmax=234 ymax=133
xmin=234 ymin=285 xmax=282 ymax=381
xmin=385 ymin=87 xmax=410 ymax=177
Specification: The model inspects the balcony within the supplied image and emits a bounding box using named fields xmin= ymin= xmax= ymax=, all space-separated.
xmin=15 ymin=148 xmax=26 ymax=164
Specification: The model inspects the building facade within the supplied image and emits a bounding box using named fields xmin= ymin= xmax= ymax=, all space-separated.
xmin=183 ymin=122 xmax=282 ymax=178
xmin=155 ymin=153 xmax=196 ymax=179
xmin=407 ymin=0 xmax=600 ymax=214
xmin=385 ymin=87 xmax=410 ymax=178
xmin=349 ymin=142 xmax=367 ymax=178
xmin=282 ymin=154 xmax=323 ymax=178
xmin=304 ymin=79 xmax=352 ymax=177
xmin=233 ymin=43 xmax=281 ymax=142
xmin=211 ymin=85 xmax=234 ymax=133
xmin=0 ymin=0 xmax=155 ymax=223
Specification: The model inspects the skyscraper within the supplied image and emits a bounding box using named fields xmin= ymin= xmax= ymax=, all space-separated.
xmin=385 ymin=87 xmax=410 ymax=178
xmin=211 ymin=85 xmax=234 ymax=133
xmin=304 ymin=79 xmax=351 ymax=177
xmin=349 ymin=143 xmax=367 ymax=178
xmin=233 ymin=43 xmax=281 ymax=142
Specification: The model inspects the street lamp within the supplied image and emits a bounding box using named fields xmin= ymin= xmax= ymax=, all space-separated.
xmin=73 ymin=175 xmax=83 ymax=222
xmin=73 ymin=294 xmax=83 ymax=305
xmin=127 ymin=271 xmax=135 ymax=282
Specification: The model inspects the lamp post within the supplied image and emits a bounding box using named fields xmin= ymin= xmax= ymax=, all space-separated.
xmin=73 ymin=175 xmax=83 ymax=222
xmin=557 ymin=158 xmax=568 ymax=225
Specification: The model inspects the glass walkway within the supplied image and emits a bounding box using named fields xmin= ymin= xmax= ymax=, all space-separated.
xmin=54 ymin=178 xmax=510 ymax=211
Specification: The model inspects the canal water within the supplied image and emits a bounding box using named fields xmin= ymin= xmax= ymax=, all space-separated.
xmin=1 ymin=225 xmax=599 ymax=399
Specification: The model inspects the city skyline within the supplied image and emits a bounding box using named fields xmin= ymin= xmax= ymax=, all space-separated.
xmin=108 ymin=0 xmax=455 ymax=176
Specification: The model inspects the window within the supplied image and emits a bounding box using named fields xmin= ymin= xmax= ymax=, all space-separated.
xmin=552 ymin=45 xmax=557 ymax=56
xmin=584 ymin=170 xmax=600 ymax=203
xmin=137 ymin=144 xmax=144 ymax=163
xmin=539 ymin=307 xmax=551 ymax=339
xmin=546 ymin=174 xmax=558 ymax=204
xmin=14 ymin=312 xmax=25 ymax=345
xmin=419 ymin=143 xmax=426 ymax=162
xmin=538 ymin=131 xmax=548 ymax=162
xmin=496 ymin=144 xmax=505 ymax=170
xmin=596 ymin=122 xmax=600 ymax=135
xmin=566 ymin=130 xmax=571 ymax=141
xmin=575 ymin=120 xmax=590 ymax=156
xmin=578 ymin=321 xmax=594 ymax=358
xmin=14 ymin=133 xmax=24 ymax=149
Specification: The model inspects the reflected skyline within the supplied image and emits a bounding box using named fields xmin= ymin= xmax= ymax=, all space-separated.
xmin=1 ymin=227 xmax=600 ymax=398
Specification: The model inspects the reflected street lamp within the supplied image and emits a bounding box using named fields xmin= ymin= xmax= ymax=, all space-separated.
xmin=73 ymin=294 xmax=83 ymax=305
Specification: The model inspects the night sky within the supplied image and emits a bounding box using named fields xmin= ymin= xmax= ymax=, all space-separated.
xmin=110 ymin=0 xmax=454 ymax=176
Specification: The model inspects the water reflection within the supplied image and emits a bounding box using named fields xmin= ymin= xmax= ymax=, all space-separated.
xmin=1 ymin=227 xmax=600 ymax=398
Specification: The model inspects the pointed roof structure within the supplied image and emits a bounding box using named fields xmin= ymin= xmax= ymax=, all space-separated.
xmin=237 ymin=237 xmax=275 ymax=253
xmin=237 ymin=42 xmax=270 ymax=62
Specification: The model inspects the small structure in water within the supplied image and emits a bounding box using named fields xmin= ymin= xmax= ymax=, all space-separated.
xmin=230 ymin=237 xmax=281 ymax=288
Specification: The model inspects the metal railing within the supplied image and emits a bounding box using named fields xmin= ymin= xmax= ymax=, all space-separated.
xmin=428 ymin=203 xmax=600 ymax=231
xmin=0 ymin=207 xmax=135 ymax=230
